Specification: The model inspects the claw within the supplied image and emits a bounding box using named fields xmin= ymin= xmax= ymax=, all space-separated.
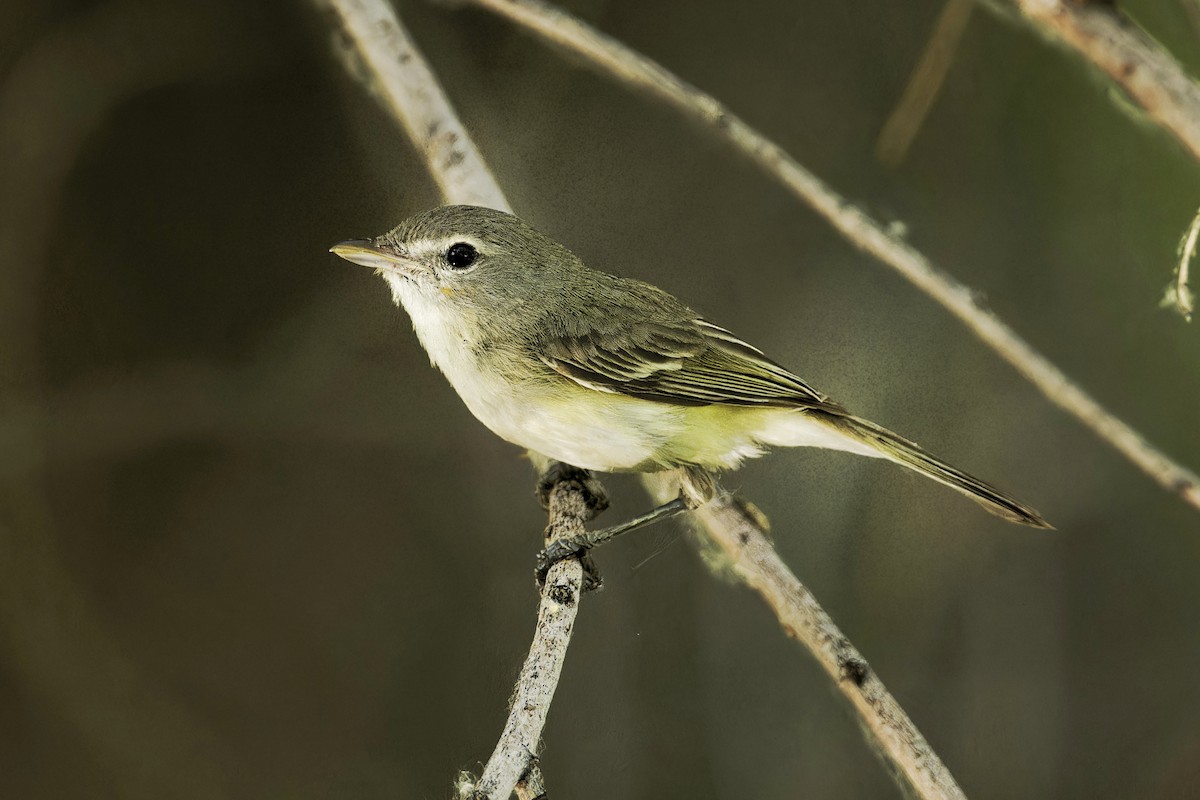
xmin=534 ymin=540 xmax=603 ymax=591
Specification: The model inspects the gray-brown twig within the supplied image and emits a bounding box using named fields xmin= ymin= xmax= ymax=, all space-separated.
xmin=643 ymin=474 xmax=968 ymax=800
xmin=460 ymin=0 xmax=1200 ymax=514
xmin=318 ymin=0 xmax=505 ymax=207
xmin=1164 ymin=205 xmax=1199 ymax=322
xmin=463 ymin=477 xmax=593 ymax=799
xmin=983 ymin=0 xmax=1200 ymax=165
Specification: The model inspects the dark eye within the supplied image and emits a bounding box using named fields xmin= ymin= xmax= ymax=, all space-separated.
xmin=445 ymin=242 xmax=478 ymax=269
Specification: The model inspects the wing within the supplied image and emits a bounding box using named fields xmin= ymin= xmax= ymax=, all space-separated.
xmin=541 ymin=310 xmax=843 ymax=412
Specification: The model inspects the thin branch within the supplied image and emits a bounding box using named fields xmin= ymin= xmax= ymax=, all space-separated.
xmin=1163 ymin=205 xmax=1199 ymax=322
xmin=877 ymin=0 xmax=975 ymax=168
xmin=982 ymin=0 xmax=1200 ymax=165
xmin=318 ymin=0 xmax=506 ymax=208
xmin=460 ymin=0 xmax=1200 ymax=513
xmin=642 ymin=475 xmax=968 ymax=800
xmin=465 ymin=481 xmax=592 ymax=799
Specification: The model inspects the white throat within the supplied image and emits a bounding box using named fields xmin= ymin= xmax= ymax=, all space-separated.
xmin=383 ymin=273 xmax=470 ymax=375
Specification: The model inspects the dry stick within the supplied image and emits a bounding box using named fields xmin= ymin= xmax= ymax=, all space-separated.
xmin=470 ymin=482 xmax=593 ymax=799
xmin=322 ymin=2 xmax=972 ymax=798
xmin=319 ymin=0 xmax=506 ymax=207
xmin=641 ymin=475 xmax=967 ymax=800
xmin=316 ymin=2 xmax=581 ymax=797
xmin=463 ymin=0 xmax=1200 ymax=512
xmin=877 ymin=0 xmax=974 ymax=167
xmin=984 ymin=0 xmax=1200 ymax=165
xmin=1165 ymin=206 xmax=1199 ymax=322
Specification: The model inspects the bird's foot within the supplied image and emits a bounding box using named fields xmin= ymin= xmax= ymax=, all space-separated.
xmin=535 ymin=539 xmax=603 ymax=592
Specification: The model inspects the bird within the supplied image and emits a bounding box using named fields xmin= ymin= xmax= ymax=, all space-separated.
xmin=331 ymin=204 xmax=1050 ymax=541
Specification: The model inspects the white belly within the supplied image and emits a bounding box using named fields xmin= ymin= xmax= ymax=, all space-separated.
xmin=436 ymin=341 xmax=677 ymax=471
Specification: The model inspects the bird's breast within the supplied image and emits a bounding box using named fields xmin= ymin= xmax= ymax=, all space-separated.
xmin=392 ymin=282 xmax=668 ymax=470
xmin=443 ymin=355 xmax=677 ymax=472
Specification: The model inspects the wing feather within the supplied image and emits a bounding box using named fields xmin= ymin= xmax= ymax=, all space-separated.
xmin=542 ymin=311 xmax=841 ymax=412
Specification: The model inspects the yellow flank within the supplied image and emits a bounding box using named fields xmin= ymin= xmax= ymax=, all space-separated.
xmin=658 ymin=404 xmax=773 ymax=467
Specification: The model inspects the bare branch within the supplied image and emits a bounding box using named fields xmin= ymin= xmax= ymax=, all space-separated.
xmin=984 ymin=0 xmax=1200 ymax=165
xmin=877 ymin=0 xmax=975 ymax=167
xmin=643 ymin=475 xmax=968 ymax=800
xmin=460 ymin=0 xmax=1200 ymax=512
xmin=465 ymin=480 xmax=591 ymax=799
xmin=317 ymin=0 xmax=507 ymax=209
xmin=1164 ymin=205 xmax=1199 ymax=322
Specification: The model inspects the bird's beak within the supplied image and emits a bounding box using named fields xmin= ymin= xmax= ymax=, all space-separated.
xmin=329 ymin=239 xmax=415 ymax=274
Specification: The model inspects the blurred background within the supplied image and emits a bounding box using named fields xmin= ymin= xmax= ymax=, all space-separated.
xmin=2 ymin=0 xmax=1198 ymax=797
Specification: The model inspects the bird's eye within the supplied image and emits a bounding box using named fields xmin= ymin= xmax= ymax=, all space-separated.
xmin=445 ymin=242 xmax=478 ymax=269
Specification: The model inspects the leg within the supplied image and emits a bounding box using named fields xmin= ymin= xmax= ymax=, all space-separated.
xmin=535 ymin=460 xmax=608 ymax=589
xmin=537 ymin=496 xmax=692 ymax=572
xmin=536 ymin=465 xmax=720 ymax=573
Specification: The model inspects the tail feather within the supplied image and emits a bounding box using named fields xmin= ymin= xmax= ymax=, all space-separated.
xmin=820 ymin=412 xmax=1052 ymax=529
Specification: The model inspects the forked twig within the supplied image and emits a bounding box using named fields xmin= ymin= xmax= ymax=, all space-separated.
xmin=460 ymin=0 xmax=1200 ymax=513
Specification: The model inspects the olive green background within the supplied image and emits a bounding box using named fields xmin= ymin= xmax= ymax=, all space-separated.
xmin=1 ymin=0 xmax=1198 ymax=797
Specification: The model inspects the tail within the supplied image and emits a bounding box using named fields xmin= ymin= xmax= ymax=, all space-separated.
xmin=818 ymin=412 xmax=1053 ymax=529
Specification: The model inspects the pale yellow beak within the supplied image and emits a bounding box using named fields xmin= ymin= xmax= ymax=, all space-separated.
xmin=329 ymin=239 xmax=414 ymax=273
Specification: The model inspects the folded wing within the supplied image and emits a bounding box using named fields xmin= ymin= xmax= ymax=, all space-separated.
xmin=542 ymin=313 xmax=844 ymax=413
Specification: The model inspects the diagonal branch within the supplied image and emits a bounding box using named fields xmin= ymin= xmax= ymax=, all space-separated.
xmin=642 ymin=475 xmax=967 ymax=800
xmin=981 ymin=0 xmax=1200 ymax=165
xmin=458 ymin=0 xmax=1200 ymax=513
xmin=318 ymin=1 xmax=971 ymax=798
xmin=319 ymin=0 xmax=505 ymax=207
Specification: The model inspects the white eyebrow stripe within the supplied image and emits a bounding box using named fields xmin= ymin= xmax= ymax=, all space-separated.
xmin=406 ymin=235 xmax=487 ymax=260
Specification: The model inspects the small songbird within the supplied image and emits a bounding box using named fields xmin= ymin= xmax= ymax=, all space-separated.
xmin=332 ymin=205 xmax=1050 ymax=536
